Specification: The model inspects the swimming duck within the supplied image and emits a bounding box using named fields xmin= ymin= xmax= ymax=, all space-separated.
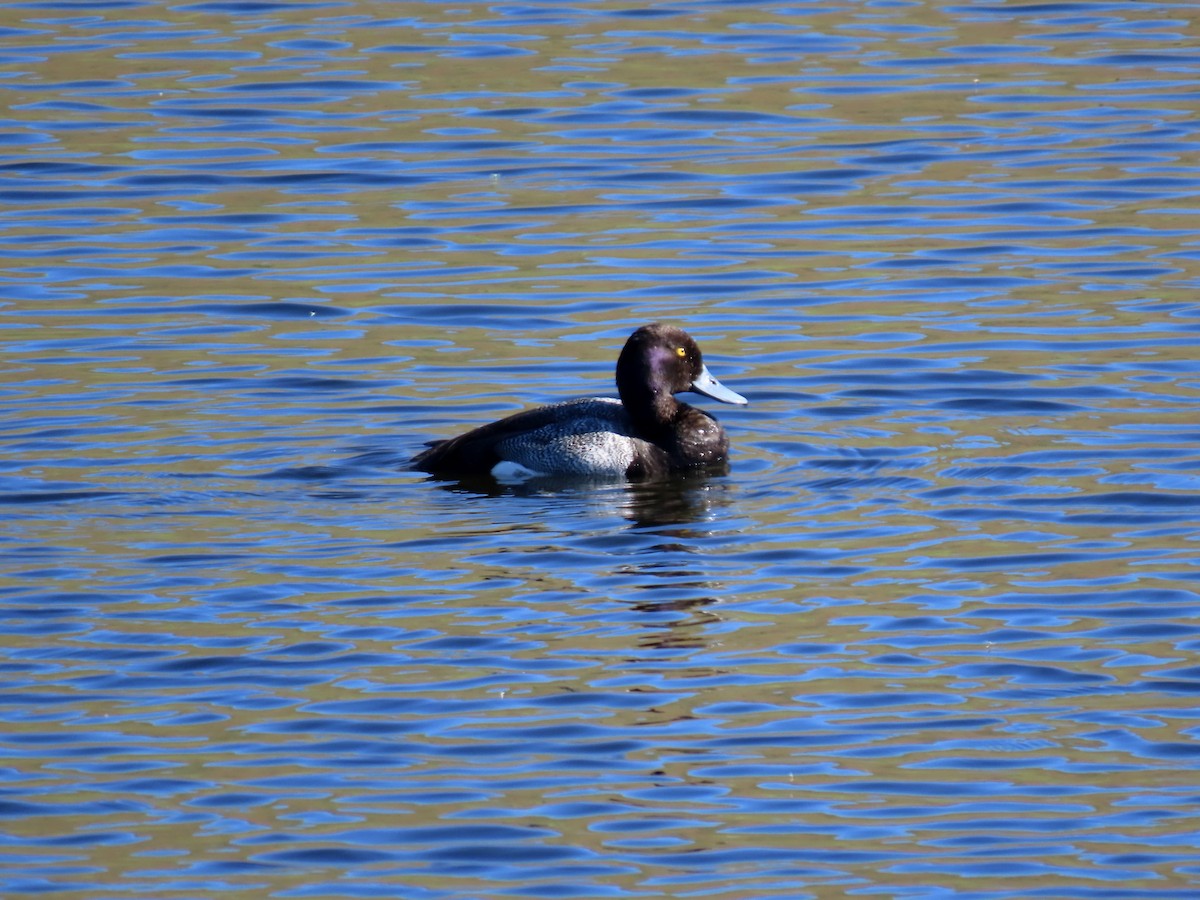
xmin=412 ymin=323 xmax=747 ymax=480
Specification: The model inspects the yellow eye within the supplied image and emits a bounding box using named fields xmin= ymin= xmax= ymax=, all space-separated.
xmin=676 ymin=346 xmax=687 ymax=358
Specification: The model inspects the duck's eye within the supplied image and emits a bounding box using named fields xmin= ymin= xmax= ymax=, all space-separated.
xmin=675 ymin=346 xmax=687 ymax=358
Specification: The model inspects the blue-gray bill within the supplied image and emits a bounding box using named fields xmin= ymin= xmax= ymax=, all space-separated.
xmin=690 ymin=364 xmax=748 ymax=405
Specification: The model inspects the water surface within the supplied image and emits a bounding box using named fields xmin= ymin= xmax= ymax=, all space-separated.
xmin=2 ymin=1 xmax=1200 ymax=898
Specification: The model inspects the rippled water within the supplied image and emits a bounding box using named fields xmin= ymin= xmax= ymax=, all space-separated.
xmin=3 ymin=1 xmax=1200 ymax=897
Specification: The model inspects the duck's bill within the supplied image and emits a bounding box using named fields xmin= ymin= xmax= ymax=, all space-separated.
xmin=691 ymin=364 xmax=748 ymax=405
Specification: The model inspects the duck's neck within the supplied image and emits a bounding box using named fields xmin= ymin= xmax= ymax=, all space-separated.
xmin=616 ymin=340 xmax=686 ymax=437
xmin=620 ymin=381 xmax=682 ymax=438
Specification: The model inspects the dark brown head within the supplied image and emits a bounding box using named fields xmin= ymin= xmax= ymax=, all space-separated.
xmin=615 ymin=323 xmax=747 ymax=414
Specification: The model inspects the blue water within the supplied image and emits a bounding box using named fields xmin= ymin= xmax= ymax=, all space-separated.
xmin=2 ymin=1 xmax=1200 ymax=897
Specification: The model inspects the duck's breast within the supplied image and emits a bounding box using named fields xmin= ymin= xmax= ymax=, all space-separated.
xmin=670 ymin=406 xmax=729 ymax=468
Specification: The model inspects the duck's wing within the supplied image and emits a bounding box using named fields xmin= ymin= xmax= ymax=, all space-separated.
xmin=412 ymin=398 xmax=630 ymax=476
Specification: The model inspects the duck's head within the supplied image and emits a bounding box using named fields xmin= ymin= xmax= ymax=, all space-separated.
xmin=616 ymin=323 xmax=747 ymax=408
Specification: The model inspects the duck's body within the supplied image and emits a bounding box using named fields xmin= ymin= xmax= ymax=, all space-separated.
xmin=412 ymin=323 xmax=746 ymax=481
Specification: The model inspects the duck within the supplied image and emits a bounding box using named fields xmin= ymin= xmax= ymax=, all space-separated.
xmin=412 ymin=322 xmax=747 ymax=480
